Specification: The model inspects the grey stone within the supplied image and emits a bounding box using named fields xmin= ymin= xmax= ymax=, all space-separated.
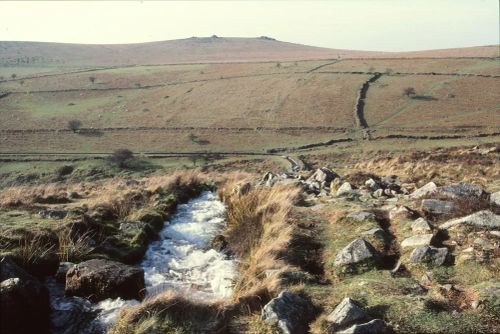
xmin=411 ymin=218 xmax=432 ymax=233
xmin=389 ymin=206 xmax=414 ymax=220
xmin=335 ymin=238 xmax=378 ymax=266
xmin=261 ymin=290 xmax=315 ymax=334
xmin=336 ymin=182 xmax=354 ymax=197
xmin=401 ymin=234 xmax=434 ymax=248
xmin=490 ymin=191 xmax=500 ymax=206
xmin=440 ymin=210 xmax=500 ymax=230
xmin=372 ymin=189 xmax=384 ymax=198
xmin=39 ymin=209 xmax=68 ymax=219
xmin=346 ymin=211 xmax=376 ymax=222
xmin=437 ymin=182 xmax=486 ymax=200
xmin=0 ymin=256 xmax=50 ymax=334
xmin=306 ymin=167 xmax=338 ymax=184
xmin=326 ymin=297 xmax=367 ymax=328
xmin=362 ymin=228 xmax=386 ymax=240
xmin=55 ymin=262 xmax=75 ymax=283
xmin=65 ymin=259 xmax=145 ymax=302
xmin=421 ymin=199 xmax=455 ymax=215
xmin=409 ymin=246 xmax=448 ymax=266
xmin=337 ymin=319 xmax=389 ymax=334
xmin=364 ymin=178 xmax=380 ymax=190
xmin=411 ymin=182 xmax=437 ymax=199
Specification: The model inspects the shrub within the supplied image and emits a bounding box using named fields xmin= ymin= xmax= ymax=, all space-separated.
xmin=89 ymin=76 xmax=96 ymax=84
xmin=67 ymin=119 xmax=82 ymax=133
xmin=107 ymin=149 xmax=135 ymax=168
xmin=403 ymin=87 xmax=416 ymax=97
xmin=56 ymin=165 xmax=74 ymax=178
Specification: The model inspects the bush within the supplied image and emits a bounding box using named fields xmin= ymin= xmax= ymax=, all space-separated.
xmin=108 ymin=149 xmax=134 ymax=168
xmin=67 ymin=119 xmax=82 ymax=133
xmin=55 ymin=165 xmax=74 ymax=178
xmin=403 ymin=87 xmax=416 ymax=97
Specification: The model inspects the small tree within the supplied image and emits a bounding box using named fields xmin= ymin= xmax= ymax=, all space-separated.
xmin=89 ymin=76 xmax=96 ymax=84
xmin=107 ymin=149 xmax=134 ymax=168
xmin=11 ymin=74 xmax=16 ymax=79
xmin=67 ymin=119 xmax=82 ymax=133
xmin=403 ymin=87 xmax=416 ymax=97
xmin=19 ymin=80 xmax=25 ymax=85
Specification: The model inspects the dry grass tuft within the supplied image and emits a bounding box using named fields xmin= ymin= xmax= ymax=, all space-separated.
xmin=56 ymin=229 xmax=95 ymax=262
xmin=110 ymin=290 xmax=225 ymax=334
xmin=219 ymin=177 xmax=301 ymax=303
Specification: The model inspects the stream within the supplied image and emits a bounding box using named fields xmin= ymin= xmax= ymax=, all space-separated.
xmin=48 ymin=191 xmax=236 ymax=333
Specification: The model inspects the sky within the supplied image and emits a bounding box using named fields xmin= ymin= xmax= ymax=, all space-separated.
xmin=0 ymin=0 xmax=498 ymax=51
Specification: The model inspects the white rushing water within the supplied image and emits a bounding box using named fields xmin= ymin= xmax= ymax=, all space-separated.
xmin=141 ymin=190 xmax=236 ymax=299
xmin=49 ymin=191 xmax=235 ymax=333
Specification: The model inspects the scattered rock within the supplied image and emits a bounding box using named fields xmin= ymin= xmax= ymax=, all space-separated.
xmin=410 ymin=246 xmax=448 ymax=266
xmin=210 ymin=234 xmax=228 ymax=252
xmin=0 ymin=257 xmax=50 ymax=334
xmin=346 ymin=211 xmax=376 ymax=222
xmin=334 ymin=238 xmax=378 ymax=270
xmin=411 ymin=182 xmax=437 ymax=199
xmin=306 ymin=167 xmax=338 ymax=184
xmin=490 ymin=191 xmax=500 ymax=206
xmin=411 ymin=218 xmax=432 ymax=233
xmin=39 ymin=209 xmax=68 ymax=219
xmin=401 ymin=234 xmax=434 ymax=248
xmin=372 ymin=189 xmax=384 ymax=198
xmin=65 ymin=259 xmax=145 ymax=302
xmin=364 ymin=178 xmax=380 ymax=191
xmin=362 ymin=228 xmax=386 ymax=240
xmin=261 ymin=290 xmax=315 ymax=334
xmin=326 ymin=297 xmax=367 ymax=328
xmin=440 ymin=210 xmax=500 ymax=230
xmin=389 ymin=206 xmax=414 ymax=220
xmin=336 ymin=182 xmax=355 ymax=197
xmin=55 ymin=262 xmax=75 ymax=283
xmin=421 ymin=199 xmax=455 ymax=216
xmin=437 ymin=182 xmax=486 ymax=200
xmin=337 ymin=319 xmax=389 ymax=334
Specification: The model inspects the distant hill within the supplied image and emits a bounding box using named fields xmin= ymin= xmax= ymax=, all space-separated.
xmin=0 ymin=36 xmax=497 ymax=67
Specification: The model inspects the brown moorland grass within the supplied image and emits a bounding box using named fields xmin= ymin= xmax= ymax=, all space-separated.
xmin=318 ymin=58 xmax=500 ymax=75
xmin=219 ymin=177 xmax=302 ymax=302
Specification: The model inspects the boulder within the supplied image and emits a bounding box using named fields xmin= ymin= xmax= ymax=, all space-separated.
xmin=326 ymin=297 xmax=367 ymax=328
xmin=65 ymin=259 xmax=145 ymax=302
xmin=362 ymin=228 xmax=386 ymax=240
xmin=346 ymin=211 xmax=376 ymax=222
xmin=389 ymin=206 xmax=414 ymax=220
xmin=490 ymin=191 xmax=500 ymax=206
xmin=437 ymin=182 xmax=486 ymax=200
xmin=262 ymin=172 xmax=278 ymax=187
xmin=421 ymin=199 xmax=455 ymax=216
xmin=411 ymin=182 xmax=437 ymax=199
xmin=440 ymin=210 xmax=500 ymax=230
xmin=401 ymin=234 xmax=434 ymax=248
xmin=372 ymin=189 xmax=384 ymax=198
xmin=334 ymin=238 xmax=378 ymax=269
xmin=261 ymin=290 xmax=315 ymax=334
xmin=55 ymin=262 xmax=75 ymax=283
xmin=364 ymin=178 xmax=380 ymax=191
xmin=337 ymin=319 xmax=389 ymax=334
xmin=411 ymin=218 xmax=432 ymax=233
xmin=336 ymin=182 xmax=355 ymax=197
xmin=50 ymin=296 xmax=99 ymax=334
xmin=409 ymin=246 xmax=448 ymax=266
xmin=306 ymin=167 xmax=338 ymax=184
xmin=0 ymin=257 xmax=50 ymax=334
xmin=39 ymin=209 xmax=68 ymax=219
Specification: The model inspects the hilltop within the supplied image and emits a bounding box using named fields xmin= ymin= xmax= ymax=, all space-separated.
xmin=0 ymin=37 xmax=497 ymax=67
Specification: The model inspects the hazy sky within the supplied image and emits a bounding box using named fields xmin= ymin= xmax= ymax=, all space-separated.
xmin=0 ymin=1 xmax=498 ymax=51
